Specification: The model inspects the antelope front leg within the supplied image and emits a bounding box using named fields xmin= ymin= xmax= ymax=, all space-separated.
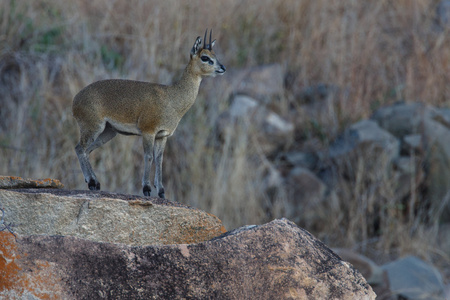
xmin=142 ymin=134 xmax=155 ymax=196
xmin=154 ymin=136 xmax=167 ymax=198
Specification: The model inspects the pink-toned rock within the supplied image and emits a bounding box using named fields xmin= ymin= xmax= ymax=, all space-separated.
xmin=0 ymin=219 xmax=375 ymax=299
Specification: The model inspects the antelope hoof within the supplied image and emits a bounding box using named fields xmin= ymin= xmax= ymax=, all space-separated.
xmin=88 ymin=179 xmax=100 ymax=191
xmin=143 ymin=185 xmax=151 ymax=197
xmin=158 ymin=188 xmax=165 ymax=199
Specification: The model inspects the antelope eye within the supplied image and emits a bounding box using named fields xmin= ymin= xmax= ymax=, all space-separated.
xmin=200 ymin=56 xmax=210 ymax=63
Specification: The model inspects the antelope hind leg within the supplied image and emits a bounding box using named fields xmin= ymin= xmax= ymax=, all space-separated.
xmin=75 ymin=124 xmax=106 ymax=191
xmin=154 ymin=136 xmax=167 ymax=198
xmin=142 ymin=134 xmax=156 ymax=196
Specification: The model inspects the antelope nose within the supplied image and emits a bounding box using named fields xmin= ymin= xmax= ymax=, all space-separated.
xmin=221 ymin=64 xmax=226 ymax=72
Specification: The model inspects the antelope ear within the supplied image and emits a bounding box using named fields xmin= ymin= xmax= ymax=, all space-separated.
xmin=211 ymin=39 xmax=216 ymax=48
xmin=191 ymin=36 xmax=202 ymax=57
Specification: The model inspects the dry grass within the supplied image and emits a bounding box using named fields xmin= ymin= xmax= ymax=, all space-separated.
xmin=0 ymin=0 xmax=449 ymax=275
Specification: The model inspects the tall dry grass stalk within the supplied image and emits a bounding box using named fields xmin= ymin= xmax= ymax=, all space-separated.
xmin=0 ymin=0 xmax=449 ymax=271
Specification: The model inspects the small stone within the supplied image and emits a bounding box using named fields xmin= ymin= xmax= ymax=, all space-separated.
xmin=228 ymin=95 xmax=258 ymax=118
xmin=403 ymin=134 xmax=422 ymax=153
xmin=283 ymin=151 xmax=319 ymax=170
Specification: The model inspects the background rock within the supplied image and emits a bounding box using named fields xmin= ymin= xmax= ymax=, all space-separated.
xmin=402 ymin=134 xmax=422 ymax=153
xmin=228 ymin=94 xmax=258 ymax=118
xmin=282 ymin=151 xmax=319 ymax=170
xmin=224 ymin=64 xmax=285 ymax=106
xmin=218 ymin=94 xmax=294 ymax=155
xmin=285 ymin=167 xmax=327 ymax=224
xmin=0 ymin=219 xmax=376 ymax=300
xmin=327 ymin=119 xmax=400 ymax=183
xmin=381 ymin=256 xmax=447 ymax=300
xmin=329 ymin=120 xmax=400 ymax=162
xmin=436 ymin=0 xmax=450 ymax=29
xmin=392 ymin=156 xmax=425 ymax=203
xmin=292 ymin=83 xmax=345 ymax=135
xmin=333 ymin=249 xmax=392 ymax=300
xmin=371 ymin=102 xmax=450 ymax=221
xmin=0 ymin=189 xmax=225 ymax=246
xmin=371 ymin=102 xmax=429 ymax=138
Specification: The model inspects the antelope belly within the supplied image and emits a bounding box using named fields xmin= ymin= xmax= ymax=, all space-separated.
xmin=106 ymin=119 xmax=141 ymax=136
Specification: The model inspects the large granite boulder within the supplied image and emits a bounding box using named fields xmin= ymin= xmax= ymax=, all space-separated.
xmin=0 ymin=219 xmax=376 ymax=299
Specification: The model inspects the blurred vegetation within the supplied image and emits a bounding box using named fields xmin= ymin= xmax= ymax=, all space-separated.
xmin=0 ymin=0 xmax=449 ymax=277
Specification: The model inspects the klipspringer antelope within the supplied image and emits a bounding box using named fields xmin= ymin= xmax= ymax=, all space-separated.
xmin=73 ymin=30 xmax=226 ymax=198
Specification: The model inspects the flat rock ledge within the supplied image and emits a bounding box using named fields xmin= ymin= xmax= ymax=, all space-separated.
xmin=0 ymin=219 xmax=375 ymax=299
xmin=0 ymin=176 xmax=64 ymax=189
xmin=0 ymin=189 xmax=226 ymax=246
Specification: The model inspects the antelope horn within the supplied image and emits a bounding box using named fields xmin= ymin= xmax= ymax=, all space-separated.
xmin=203 ymin=29 xmax=208 ymax=49
xmin=209 ymin=29 xmax=213 ymax=50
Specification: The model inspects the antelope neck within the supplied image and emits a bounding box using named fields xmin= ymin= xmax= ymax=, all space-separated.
xmin=171 ymin=63 xmax=202 ymax=117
